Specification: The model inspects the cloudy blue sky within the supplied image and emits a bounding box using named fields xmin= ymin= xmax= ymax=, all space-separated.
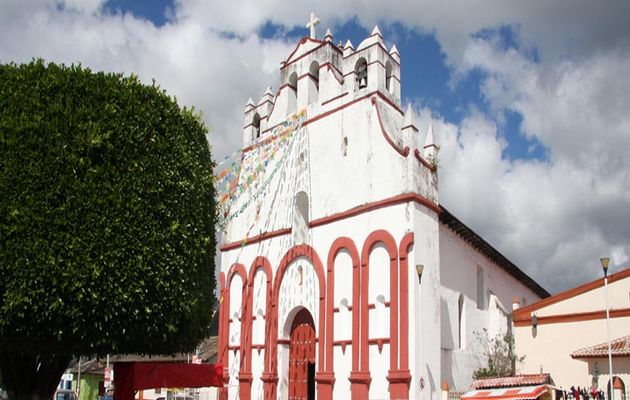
xmin=2 ymin=0 xmax=629 ymax=294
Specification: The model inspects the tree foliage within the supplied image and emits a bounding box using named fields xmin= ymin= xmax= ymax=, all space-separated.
xmin=472 ymin=330 xmax=524 ymax=380
xmin=0 ymin=60 xmax=216 ymax=398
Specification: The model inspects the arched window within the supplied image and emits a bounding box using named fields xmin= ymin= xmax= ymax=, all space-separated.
xmin=309 ymin=61 xmax=319 ymax=103
xmin=287 ymin=72 xmax=298 ymax=115
xmin=355 ymin=57 xmax=368 ymax=90
xmin=293 ymin=191 xmax=309 ymax=244
xmin=289 ymin=72 xmax=298 ymax=91
xmin=385 ymin=61 xmax=393 ymax=92
xmin=458 ymin=294 xmax=465 ymax=349
xmin=477 ymin=266 xmax=485 ymax=310
xmin=252 ymin=113 xmax=261 ymax=140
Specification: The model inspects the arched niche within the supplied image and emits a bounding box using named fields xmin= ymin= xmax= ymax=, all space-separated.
xmin=385 ymin=60 xmax=393 ymax=93
xmin=293 ymin=191 xmax=309 ymax=244
xmin=355 ymin=57 xmax=368 ymax=90
xmin=309 ymin=61 xmax=320 ymax=103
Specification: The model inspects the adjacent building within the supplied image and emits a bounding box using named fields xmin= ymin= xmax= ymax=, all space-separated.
xmin=514 ymin=268 xmax=630 ymax=399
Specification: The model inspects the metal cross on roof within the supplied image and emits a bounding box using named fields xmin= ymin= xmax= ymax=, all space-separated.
xmin=306 ymin=12 xmax=320 ymax=39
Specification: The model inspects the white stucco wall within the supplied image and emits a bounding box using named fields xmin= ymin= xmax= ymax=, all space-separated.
xmin=439 ymin=224 xmax=544 ymax=392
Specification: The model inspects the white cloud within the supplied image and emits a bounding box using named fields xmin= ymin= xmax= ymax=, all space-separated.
xmin=2 ymin=0 xmax=629 ymax=294
xmin=0 ymin=0 xmax=294 ymax=162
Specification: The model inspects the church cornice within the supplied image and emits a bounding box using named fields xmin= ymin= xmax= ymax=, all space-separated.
xmin=220 ymin=192 xmax=439 ymax=252
xmin=242 ymin=90 xmax=404 ymax=153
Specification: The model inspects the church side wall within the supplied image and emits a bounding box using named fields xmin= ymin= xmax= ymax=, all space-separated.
xmin=438 ymin=225 xmax=542 ymax=392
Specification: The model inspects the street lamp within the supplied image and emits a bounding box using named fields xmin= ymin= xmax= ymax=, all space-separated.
xmin=600 ymin=257 xmax=614 ymax=400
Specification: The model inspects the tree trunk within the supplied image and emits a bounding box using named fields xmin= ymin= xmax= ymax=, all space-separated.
xmin=0 ymin=350 xmax=71 ymax=400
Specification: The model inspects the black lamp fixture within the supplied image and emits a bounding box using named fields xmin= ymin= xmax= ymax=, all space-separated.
xmin=531 ymin=314 xmax=538 ymax=329
xmin=600 ymin=257 xmax=610 ymax=278
xmin=416 ymin=264 xmax=424 ymax=284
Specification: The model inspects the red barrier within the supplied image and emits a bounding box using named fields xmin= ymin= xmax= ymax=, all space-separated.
xmin=114 ymin=363 xmax=223 ymax=400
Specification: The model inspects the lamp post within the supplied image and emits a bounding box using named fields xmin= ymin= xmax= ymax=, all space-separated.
xmin=600 ymin=257 xmax=614 ymax=400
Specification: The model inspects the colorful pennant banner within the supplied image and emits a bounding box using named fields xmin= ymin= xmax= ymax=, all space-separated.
xmin=214 ymin=110 xmax=307 ymax=230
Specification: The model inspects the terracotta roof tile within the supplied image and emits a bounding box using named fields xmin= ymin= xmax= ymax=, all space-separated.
xmin=472 ymin=374 xmax=551 ymax=389
xmin=571 ymin=335 xmax=630 ymax=358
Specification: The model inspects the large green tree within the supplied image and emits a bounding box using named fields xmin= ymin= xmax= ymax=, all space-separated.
xmin=0 ymin=60 xmax=216 ymax=400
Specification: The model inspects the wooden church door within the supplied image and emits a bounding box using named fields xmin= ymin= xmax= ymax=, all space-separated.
xmin=288 ymin=308 xmax=316 ymax=400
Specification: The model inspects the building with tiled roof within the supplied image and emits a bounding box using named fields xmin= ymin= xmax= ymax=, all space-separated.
xmin=513 ymin=267 xmax=630 ymax=397
xmin=471 ymin=374 xmax=551 ymax=390
xmin=572 ymin=336 xmax=630 ymax=359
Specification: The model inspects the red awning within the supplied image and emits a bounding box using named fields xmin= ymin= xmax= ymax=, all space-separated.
xmin=462 ymin=385 xmax=548 ymax=400
xmin=114 ymin=362 xmax=223 ymax=400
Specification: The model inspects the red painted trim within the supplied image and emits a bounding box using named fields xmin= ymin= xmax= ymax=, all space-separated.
xmin=326 ymin=237 xmax=361 ymax=381
xmin=217 ymin=272 xmax=227 ymax=370
xmin=219 ymin=272 xmax=229 ymax=400
xmin=367 ymin=59 xmax=395 ymax=73
xmin=398 ymin=232 xmax=414 ymax=375
xmin=414 ymin=148 xmax=436 ymax=171
xmin=254 ymin=90 xmax=403 ymax=140
xmin=221 ymin=193 xmax=440 ymax=251
xmin=227 ymin=263 xmax=248 ymax=286
xmin=401 ymin=124 xmax=418 ymax=132
xmin=321 ymin=62 xmax=344 ymax=84
xmin=310 ymin=192 xmax=440 ymax=228
xmin=360 ymin=230 xmax=398 ymax=375
xmin=281 ymin=38 xmax=341 ymax=70
xmin=321 ymin=91 xmax=348 ymax=106
xmin=367 ymin=337 xmax=391 ymax=344
xmin=225 ymin=263 xmax=249 ymax=399
xmin=514 ymin=308 xmax=630 ymax=327
xmin=513 ymin=268 xmax=630 ymax=322
xmin=277 ymin=83 xmax=295 ymax=92
xmin=268 ymin=244 xmax=327 ymax=391
xmin=333 ymin=305 xmax=354 ymax=312
xmin=371 ymin=96 xmax=410 ymax=157
xmin=241 ymin=256 xmax=273 ymax=392
xmin=220 ymin=228 xmax=291 ymax=251
xmin=277 ymin=339 xmax=290 ymax=345
xmin=298 ymin=72 xmax=318 ymax=82
xmin=282 ymin=37 xmax=323 ymax=66
xmin=367 ymin=302 xmax=391 ymax=309
xmin=349 ymin=371 xmax=372 ymax=398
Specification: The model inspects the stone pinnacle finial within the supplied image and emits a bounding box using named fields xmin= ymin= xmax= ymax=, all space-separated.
xmin=325 ymin=28 xmax=333 ymax=42
xmin=403 ymin=104 xmax=416 ymax=128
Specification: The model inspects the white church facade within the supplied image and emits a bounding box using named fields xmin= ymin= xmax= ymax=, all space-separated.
xmin=216 ymin=18 xmax=549 ymax=400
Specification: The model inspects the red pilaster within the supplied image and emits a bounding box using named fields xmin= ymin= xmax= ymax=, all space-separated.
xmin=396 ymin=232 xmax=415 ymax=399
xmin=349 ymin=371 xmax=372 ymax=400
xmin=388 ymin=369 xmax=412 ymax=399
xmin=261 ymin=372 xmax=278 ymax=400
xmin=315 ymin=371 xmax=336 ymax=400
xmin=238 ymin=372 xmax=253 ymax=400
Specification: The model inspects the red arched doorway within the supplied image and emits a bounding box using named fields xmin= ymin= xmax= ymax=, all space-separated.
xmin=288 ymin=308 xmax=316 ymax=400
